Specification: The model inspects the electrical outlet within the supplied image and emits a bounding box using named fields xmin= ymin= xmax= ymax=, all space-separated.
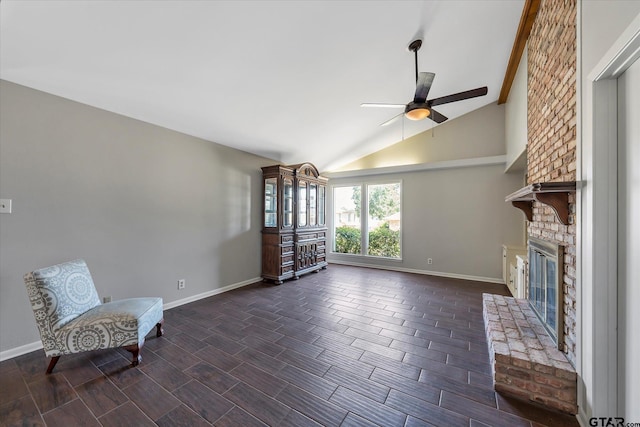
xmin=427 ymin=258 xmax=433 ymax=265
xmin=0 ymin=199 xmax=12 ymax=214
xmin=177 ymin=279 xmax=186 ymax=290
xmin=103 ymin=296 xmax=112 ymax=303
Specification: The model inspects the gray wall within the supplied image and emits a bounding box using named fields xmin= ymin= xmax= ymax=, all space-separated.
xmin=0 ymin=80 xmax=273 ymax=354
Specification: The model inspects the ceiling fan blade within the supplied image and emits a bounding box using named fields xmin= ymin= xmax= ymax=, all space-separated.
xmin=380 ymin=112 xmax=403 ymax=127
xmin=361 ymin=103 xmax=405 ymax=108
xmin=414 ymin=72 xmax=435 ymax=102
xmin=428 ymin=108 xmax=448 ymax=123
xmin=428 ymin=86 xmax=488 ymax=107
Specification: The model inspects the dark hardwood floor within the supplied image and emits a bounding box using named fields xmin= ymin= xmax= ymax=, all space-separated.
xmin=0 ymin=265 xmax=579 ymax=426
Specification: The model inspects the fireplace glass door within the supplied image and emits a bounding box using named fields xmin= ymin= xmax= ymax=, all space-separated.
xmin=528 ymin=237 xmax=563 ymax=349
xmin=545 ymin=257 xmax=557 ymax=332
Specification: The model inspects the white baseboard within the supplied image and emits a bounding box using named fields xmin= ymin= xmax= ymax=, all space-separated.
xmin=328 ymin=259 xmax=505 ymax=285
xmin=162 ymin=276 xmax=261 ymax=310
xmin=0 ymin=341 xmax=44 ymax=362
xmin=0 ymin=276 xmax=261 ymax=362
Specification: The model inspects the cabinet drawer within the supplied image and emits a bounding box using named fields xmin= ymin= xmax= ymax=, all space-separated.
xmin=281 ymin=235 xmax=294 ymax=244
xmin=297 ymin=232 xmax=318 ymax=241
xmin=316 ymin=231 xmax=326 ymax=239
xmin=281 ymin=265 xmax=294 ymax=275
xmin=281 ymin=246 xmax=294 ymax=256
xmin=281 ymin=254 xmax=294 ymax=265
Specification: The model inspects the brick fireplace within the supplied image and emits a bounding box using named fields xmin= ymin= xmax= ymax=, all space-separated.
xmin=485 ymin=0 xmax=578 ymax=415
xmin=526 ymin=0 xmax=577 ymax=365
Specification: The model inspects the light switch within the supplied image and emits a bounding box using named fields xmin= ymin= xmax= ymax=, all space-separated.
xmin=0 ymin=199 xmax=12 ymax=214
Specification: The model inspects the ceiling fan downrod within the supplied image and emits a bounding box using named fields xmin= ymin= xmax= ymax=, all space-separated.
xmin=408 ymin=39 xmax=423 ymax=83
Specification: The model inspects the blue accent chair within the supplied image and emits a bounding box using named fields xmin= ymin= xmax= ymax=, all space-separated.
xmin=24 ymin=259 xmax=164 ymax=373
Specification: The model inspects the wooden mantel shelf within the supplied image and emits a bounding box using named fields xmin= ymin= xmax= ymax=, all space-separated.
xmin=505 ymin=182 xmax=576 ymax=225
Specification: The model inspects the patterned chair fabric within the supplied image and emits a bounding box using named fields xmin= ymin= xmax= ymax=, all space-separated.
xmin=24 ymin=259 xmax=164 ymax=372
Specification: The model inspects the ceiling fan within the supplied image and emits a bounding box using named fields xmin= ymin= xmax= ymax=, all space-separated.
xmin=362 ymin=39 xmax=488 ymax=126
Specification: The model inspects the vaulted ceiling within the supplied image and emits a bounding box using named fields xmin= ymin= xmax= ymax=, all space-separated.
xmin=0 ymin=1 xmax=523 ymax=171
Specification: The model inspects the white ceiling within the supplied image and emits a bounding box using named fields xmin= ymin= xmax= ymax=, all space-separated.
xmin=0 ymin=1 xmax=523 ymax=172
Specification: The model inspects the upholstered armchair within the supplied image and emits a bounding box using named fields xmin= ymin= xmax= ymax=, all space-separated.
xmin=24 ymin=259 xmax=164 ymax=374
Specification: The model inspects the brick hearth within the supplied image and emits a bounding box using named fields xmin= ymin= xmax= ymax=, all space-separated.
xmin=483 ymin=293 xmax=577 ymax=414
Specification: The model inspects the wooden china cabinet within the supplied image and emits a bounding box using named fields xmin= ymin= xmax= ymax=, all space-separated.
xmin=261 ymin=163 xmax=328 ymax=284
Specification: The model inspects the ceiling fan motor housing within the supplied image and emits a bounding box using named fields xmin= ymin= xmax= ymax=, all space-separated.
xmin=404 ymin=101 xmax=430 ymax=120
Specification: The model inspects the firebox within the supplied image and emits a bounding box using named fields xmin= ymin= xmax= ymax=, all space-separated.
xmin=528 ymin=237 xmax=564 ymax=349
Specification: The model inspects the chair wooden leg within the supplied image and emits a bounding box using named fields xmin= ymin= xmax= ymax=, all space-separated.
xmin=46 ymin=356 xmax=60 ymax=374
xmin=156 ymin=319 xmax=164 ymax=337
xmin=123 ymin=344 xmax=141 ymax=366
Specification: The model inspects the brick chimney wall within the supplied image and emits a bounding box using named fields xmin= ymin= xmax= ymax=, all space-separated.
xmin=527 ymin=0 xmax=577 ymax=365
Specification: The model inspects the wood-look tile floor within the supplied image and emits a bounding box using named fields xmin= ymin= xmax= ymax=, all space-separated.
xmin=0 ymin=265 xmax=579 ymax=427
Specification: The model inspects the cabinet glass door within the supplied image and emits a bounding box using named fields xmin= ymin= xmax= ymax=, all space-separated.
xmin=318 ymin=186 xmax=326 ymax=225
xmin=264 ymin=178 xmax=277 ymax=227
xmin=283 ymin=178 xmax=293 ymax=228
xmin=309 ymin=184 xmax=317 ymax=225
xmin=298 ymin=181 xmax=307 ymax=226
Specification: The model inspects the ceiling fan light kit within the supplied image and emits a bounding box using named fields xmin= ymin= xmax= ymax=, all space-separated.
xmin=404 ymin=102 xmax=430 ymax=120
xmin=363 ymin=39 xmax=488 ymax=126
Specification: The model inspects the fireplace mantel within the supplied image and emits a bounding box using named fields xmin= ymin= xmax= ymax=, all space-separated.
xmin=505 ymin=182 xmax=576 ymax=225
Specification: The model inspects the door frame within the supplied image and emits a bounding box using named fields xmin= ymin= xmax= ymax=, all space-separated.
xmin=579 ymin=10 xmax=640 ymax=423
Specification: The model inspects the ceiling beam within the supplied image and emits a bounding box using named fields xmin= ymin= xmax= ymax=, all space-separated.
xmin=498 ymin=0 xmax=540 ymax=104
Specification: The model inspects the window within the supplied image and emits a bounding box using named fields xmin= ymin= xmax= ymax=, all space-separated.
xmin=366 ymin=183 xmax=401 ymax=258
xmin=333 ymin=186 xmax=362 ymax=254
xmin=332 ymin=182 xmax=401 ymax=259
